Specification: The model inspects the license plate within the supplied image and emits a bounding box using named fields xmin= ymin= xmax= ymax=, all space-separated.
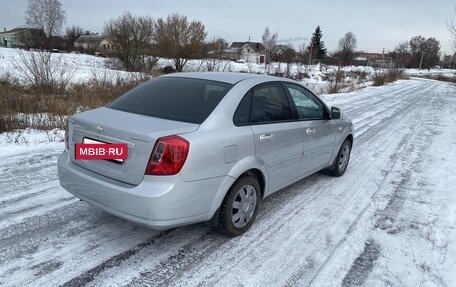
xmin=75 ymin=138 xmax=128 ymax=162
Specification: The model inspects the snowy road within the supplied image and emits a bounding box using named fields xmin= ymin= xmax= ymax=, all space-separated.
xmin=1 ymin=79 xmax=455 ymax=286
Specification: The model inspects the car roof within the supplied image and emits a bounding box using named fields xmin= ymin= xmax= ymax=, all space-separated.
xmin=159 ymin=72 xmax=283 ymax=85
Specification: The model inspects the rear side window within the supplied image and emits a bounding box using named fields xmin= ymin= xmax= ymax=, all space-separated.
xmin=233 ymin=91 xmax=251 ymax=126
xmin=251 ymin=83 xmax=292 ymax=124
xmin=108 ymin=77 xmax=232 ymax=124
xmin=233 ymin=83 xmax=294 ymax=125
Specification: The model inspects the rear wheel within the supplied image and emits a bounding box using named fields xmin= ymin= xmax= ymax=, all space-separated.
xmin=218 ymin=176 xmax=261 ymax=236
xmin=326 ymin=139 xmax=352 ymax=177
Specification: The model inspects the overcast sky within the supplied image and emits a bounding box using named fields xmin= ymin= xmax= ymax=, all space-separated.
xmin=2 ymin=0 xmax=455 ymax=54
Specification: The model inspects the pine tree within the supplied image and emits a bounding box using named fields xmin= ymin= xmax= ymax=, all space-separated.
xmin=306 ymin=26 xmax=327 ymax=64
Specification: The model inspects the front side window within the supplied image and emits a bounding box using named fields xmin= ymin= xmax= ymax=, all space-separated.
xmin=286 ymin=84 xmax=325 ymax=120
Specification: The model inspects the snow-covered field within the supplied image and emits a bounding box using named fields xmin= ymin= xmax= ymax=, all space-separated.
xmin=0 ymin=47 xmax=378 ymax=94
xmin=2 ymin=46 xmax=455 ymax=96
xmin=0 ymin=47 xmax=138 ymax=84
xmin=1 ymin=78 xmax=455 ymax=286
xmin=405 ymin=67 xmax=456 ymax=78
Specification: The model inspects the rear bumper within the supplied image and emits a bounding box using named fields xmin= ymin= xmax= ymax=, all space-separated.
xmin=57 ymin=151 xmax=233 ymax=229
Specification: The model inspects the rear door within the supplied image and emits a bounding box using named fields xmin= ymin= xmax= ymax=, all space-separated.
xmin=248 ymin=83 xmax=303 ymax=190
xmin=284 ymin=83 xmax=336 ymax=175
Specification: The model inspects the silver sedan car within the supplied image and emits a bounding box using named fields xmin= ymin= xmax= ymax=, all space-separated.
xmin=58 ymin=72 xmax=354 ymax=236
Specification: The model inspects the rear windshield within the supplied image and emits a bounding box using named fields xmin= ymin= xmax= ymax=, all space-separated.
xmin=107 ymin=77 xmax=233 ymax=124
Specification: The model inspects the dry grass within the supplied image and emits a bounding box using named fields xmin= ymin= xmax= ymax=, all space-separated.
xmin=0 ymin=72 xmax=150 ymax=133
xmin=373 ymin=68 xmax=408 ymax=86
xmin=324 ymin=68 xmax=347 ymax=94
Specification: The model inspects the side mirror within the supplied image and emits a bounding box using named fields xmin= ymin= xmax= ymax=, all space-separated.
xmin=331 ymin=107 xmax=341 ymax=119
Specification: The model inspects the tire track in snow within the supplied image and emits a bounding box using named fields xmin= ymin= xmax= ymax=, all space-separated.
xmin=308 ymin=80 xmax=450 ymax=286
xmin=60 ymin=230 xmax=175 ymax=287
xmin=263 ymin=82 xmax=434 ymax=286
xmin=0 ymin=148 xmax=76 ymax=230
xmin=341 ymin=239 xmax=381 ymax=287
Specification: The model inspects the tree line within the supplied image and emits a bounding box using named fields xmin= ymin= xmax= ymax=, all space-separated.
xmin=21 ymin=0 xmax=445 ymax=72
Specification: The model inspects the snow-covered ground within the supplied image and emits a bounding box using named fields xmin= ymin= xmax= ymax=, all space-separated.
xmin=0 ymin=47 xmax=141 ymax=84
xmin=0 ymin=47 xmax=379 ymax=94
xmin=0 ymin=78 xmax=455 ymax=286
xmin=3 ymin=46 xmax=455 ymax=97
xmin=405 ymin=67 xmax=456 ymax=78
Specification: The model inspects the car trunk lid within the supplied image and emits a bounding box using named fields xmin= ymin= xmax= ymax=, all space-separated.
xmin=68 ymin=107 xmax=199 ymax=185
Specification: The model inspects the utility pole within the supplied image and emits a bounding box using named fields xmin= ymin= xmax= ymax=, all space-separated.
xmin=308 ymin=45 xmax=313 ymax=66
xmin=419 ymin=52 xmax=424 ymax=69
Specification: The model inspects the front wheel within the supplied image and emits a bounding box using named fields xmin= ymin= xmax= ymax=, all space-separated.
xmin=218 ymin=176 xmax=261 ymax=236
xmin=326 ymin=139 xmax=352 ymax=177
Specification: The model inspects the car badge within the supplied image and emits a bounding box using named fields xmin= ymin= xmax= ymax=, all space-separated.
xmin=94 ymin=125 xmax=104 ymax=132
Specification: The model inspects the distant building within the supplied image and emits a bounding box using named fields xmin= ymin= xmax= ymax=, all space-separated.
xmin=222 ymin=42 xmax=266 ymax=63
xmin=0 ymin=27 xmax=45 ymax=48
xmin=99 ymin=38 xmax=116 ymax=52
xmin=74 ymin=34 xmax=103 ymax=51
xmin=355 ymin=52 xmax=383 ymax=61
xmin=355 ymin=52 xmax=393 ymax=68
xmin=74 ymin=35 xmax=117 ymax=55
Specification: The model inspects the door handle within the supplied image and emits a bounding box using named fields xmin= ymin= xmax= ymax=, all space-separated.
xmin=259 ymin=133 xmax=274 ymax=142
xmin=306 ymin=128 xmax=316 ymax=135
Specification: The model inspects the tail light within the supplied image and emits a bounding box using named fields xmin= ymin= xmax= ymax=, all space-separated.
xmin=64 ymin=119 xmax=69 ymax=150
xmin=145 ymin=135 xmax=189 ymax=175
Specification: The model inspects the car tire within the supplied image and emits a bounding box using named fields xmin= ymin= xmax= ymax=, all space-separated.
xmin=218 ymin=176 xmax=261 ymax=236
xmin=326 ymin=138 xmax=352 ymax=177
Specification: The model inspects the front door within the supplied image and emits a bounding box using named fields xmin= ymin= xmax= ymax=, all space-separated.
xmin=284 ymin=83 xmax=336 ymax=175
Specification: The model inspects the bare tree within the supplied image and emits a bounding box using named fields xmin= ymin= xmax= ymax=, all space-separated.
xmin=283 ymin=46 xmax=297 ymax=77
xmin=25 ymin=0 xmax=66 ymax=37
xmin=14 ymin=49 xmax=74 ymax=94
xmin=16 ymin=28 xmax=46 ymax=48
xmin=391 ymin=41 xmax=410 ymax=68
xmin=298 ymin=41 xmax=308 ymax=63
xmin=409 ymin=36 xmax=440 ymax=69
xmin=262 ymin=26 xmax=278 ymax=67
xmin=337 ymin=32 xmax=357 ymax=66
xmin=200 ymin=38 xmax=228 ymax=71
xmin=154 ymin=14 xmax=206 ymax=71
xmin=447 ymin=7 xmax=456 ymax=51
xmin=104 ymin=12 xmax=156 ymax=72
xmin=205 ymin=38 xmax=228 ymax=59
xmin=274 ymin=45 xmax=296 ymax=77
xmin=65 ymin=25 xmax=84 ymax=49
